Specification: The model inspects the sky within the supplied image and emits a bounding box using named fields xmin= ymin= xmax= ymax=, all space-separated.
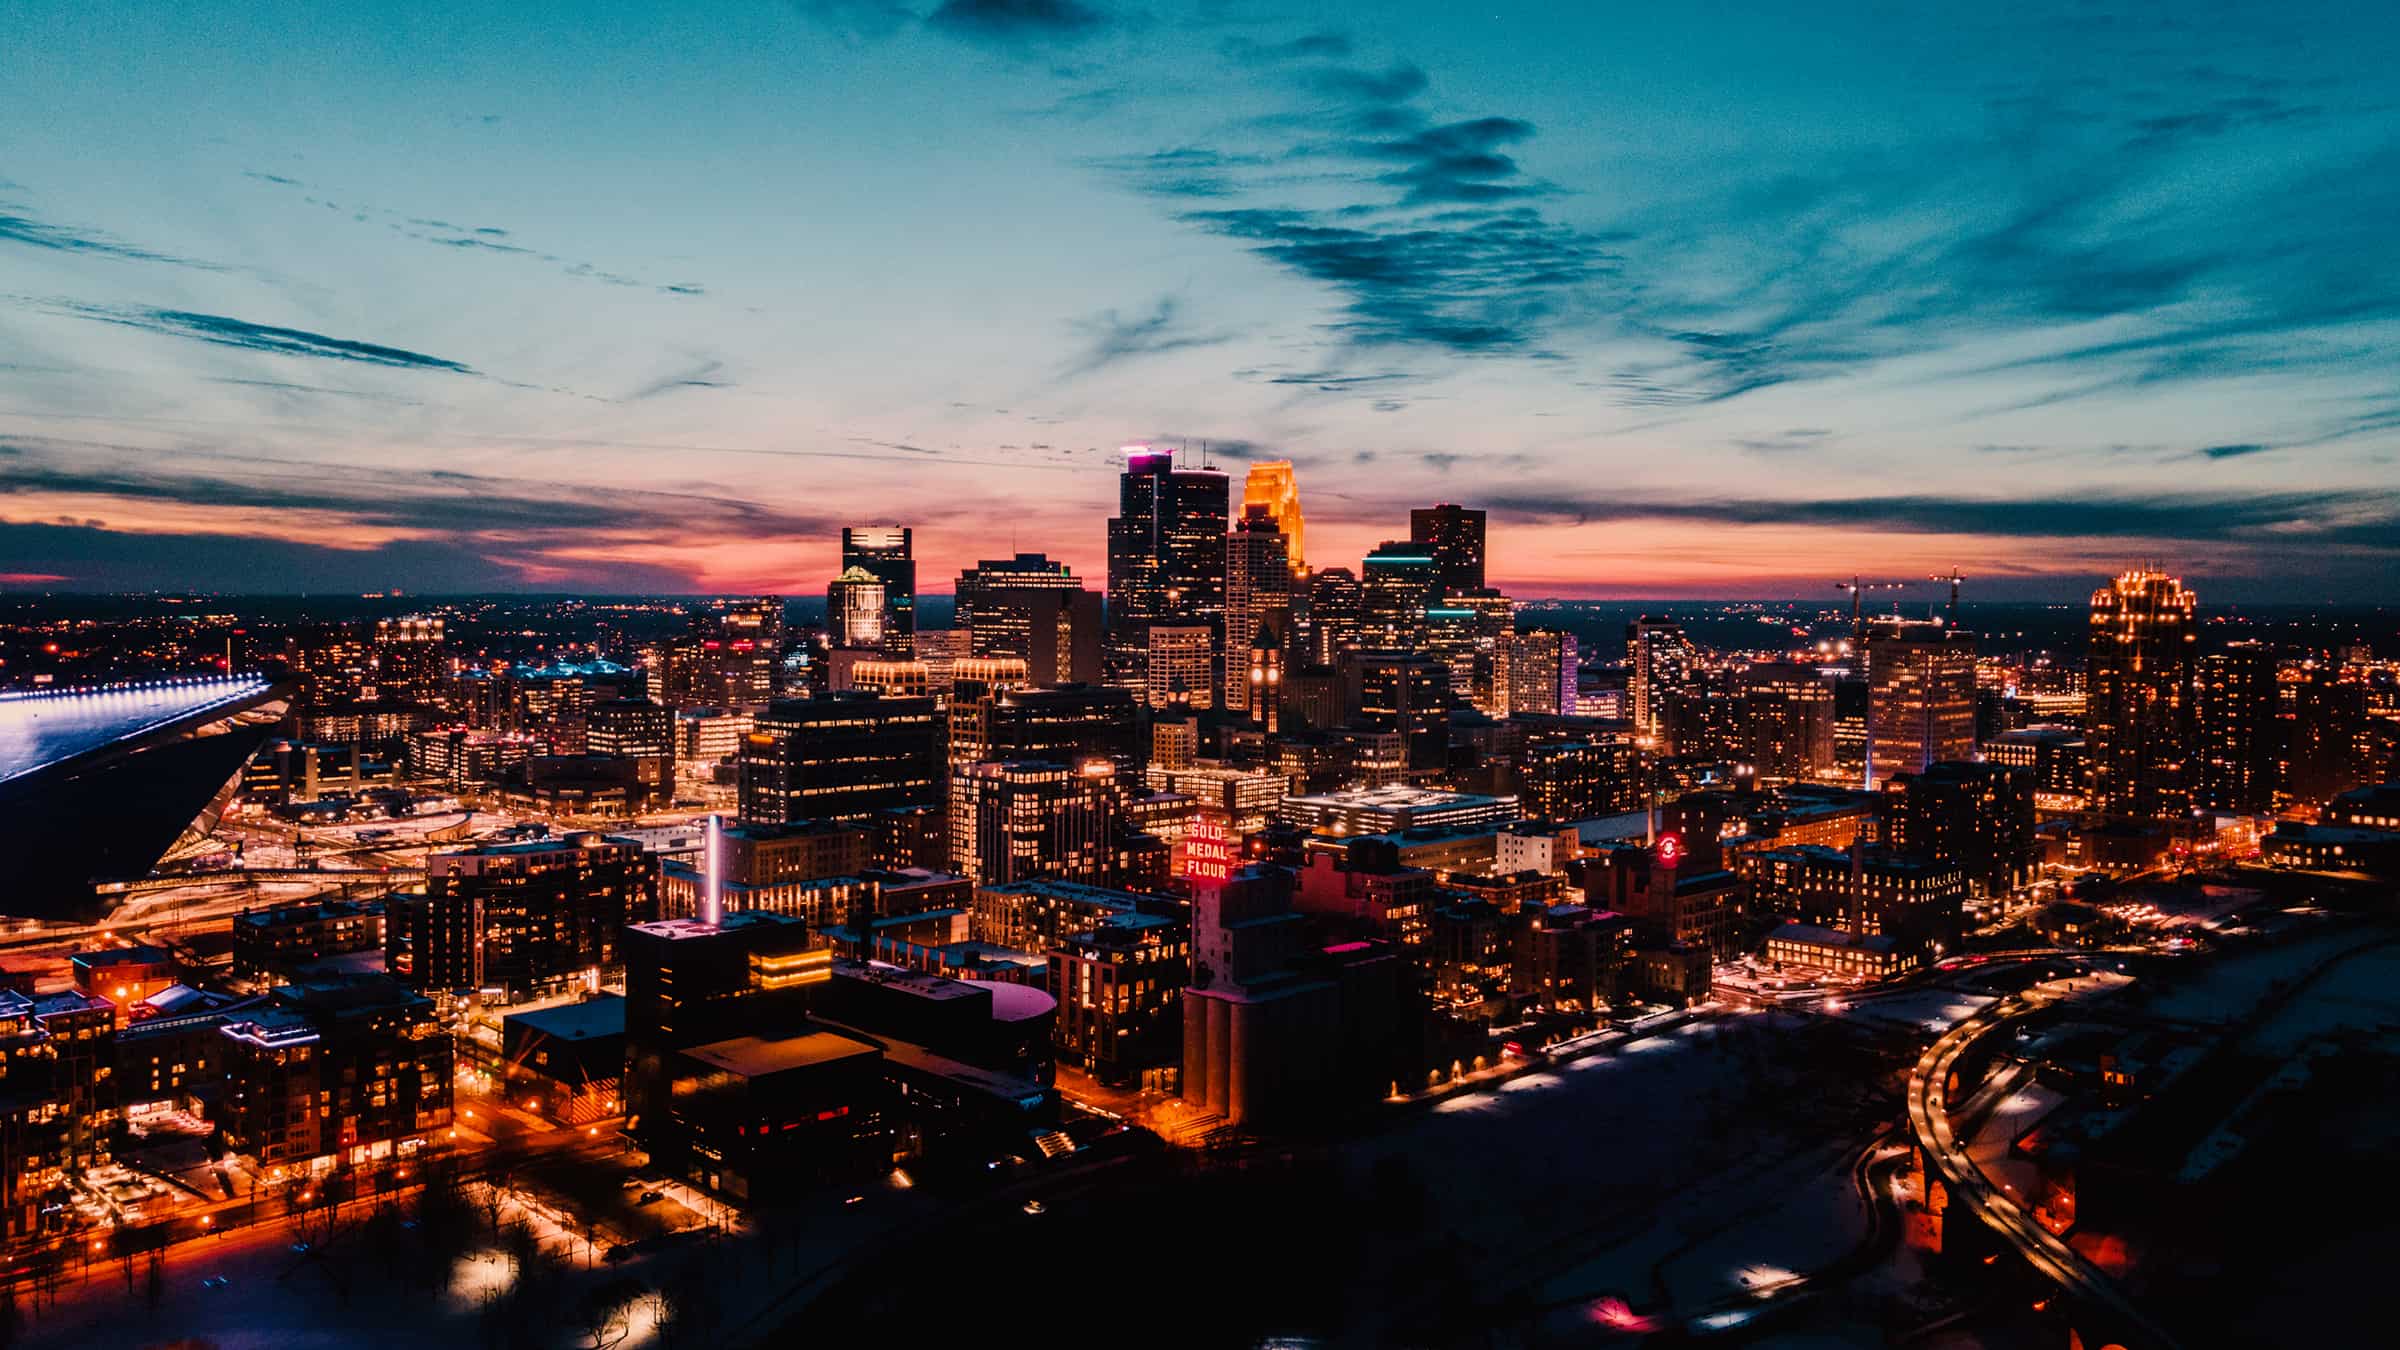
xmin=2 ymin=0 xmax=2397 ymax=603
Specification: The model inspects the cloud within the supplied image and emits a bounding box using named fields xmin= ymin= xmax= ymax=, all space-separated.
xmin=1062 ymin=296 xmax=1232 ymax=375
xmin=0 ymin=206 xmax=222 ymax=270
xmin=1221 ymin=32 xmax=1352 ymax=64
xmin=56 ymin=304 xmax=478 ymax=373
xmin=1731 ymin=428 xmax=1836 ymax=455
xmin=2196 ymin=443 xmax=2274 ymax=460
xmin=928 ymin=0 xmax=1106 ymax=44
xmin=1303 ymin=62 xmax=1428 ymax=107
xmin=623 ymin=359 xmax=732 ymax=402
xmin=1186 ymin=206 xmax=1615 ymax=351
xmin=1357 ymin=116 xmax=1550 ymax=206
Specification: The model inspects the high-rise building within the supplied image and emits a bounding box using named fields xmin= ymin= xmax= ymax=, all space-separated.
xmin=1429 ymin=590 xmax=1515 ymax=716
xmin=385 ymin=834 xmax=659 ymax=996
xmin=1739 ymin=663 xmax=1835 ymax=781
xmin=948 ymin=760 xmax=1123 ymax=885
xmin=369 ymin=615 xmax=447 ymax=703
xmin=967 ymin=584 xmax=1102 ymax=687
xmin=826 ymin=567 xmax=888 ymax=650
xmin=1301 ymin=567 xmax=1361 ymax=666
xmin=1410 ymin=503 xmax=1487 ymax=595
xmin=737 ymin=694 xmax=943 ymax=825
xmin=690 ymin=599 xmax=783 ymax=708
xmin=1627 ymin=617 xmax=1696 ymax=744
xmin=954 ymin=552 xmax=1081 ymax=632
xmin=1224 ymin=506 xmax=1294 ymax=713
xmin=2086 ymin=568 xmax=2198 ymax=820
xmin=1864 ymin=619 xmax=1977 ymax=784
xmin=1506 ymin=630 xmax=1578 ymax=718
xmin=2196 ymin=641 xmax=2279 ymax=813
xmin=1241 ymin=460 xmax=1307 ymax=576
xmin=840 ymin=526 xmax=916 ymax=658
xmin=1359 ymin=542 xmax=1441 ymax=650
xmin=948 ymin=682 xmax=1140 ymax=773
xmin=1146 ymin=625 xmax=1215 ymax=710
xmin=215 ymin=976 xmax=453 ymax=1171
xmin=587 ymin=697 xmax=677 ymax=805
xmin=1882 ymin=761 xmax=2035 ymax=901
xmin=1106 ymin=445 xmax=1230 ymax=675
xmin=1352 ymin=651 xmax=1451 ymax=772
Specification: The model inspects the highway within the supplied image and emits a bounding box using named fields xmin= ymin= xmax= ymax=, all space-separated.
xmin=1905 ymin=995 xmax=2184 ymax=1350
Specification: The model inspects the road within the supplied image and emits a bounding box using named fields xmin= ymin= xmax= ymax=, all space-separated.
xmin=1905 ymin=994 xmax=2184 ymax=1350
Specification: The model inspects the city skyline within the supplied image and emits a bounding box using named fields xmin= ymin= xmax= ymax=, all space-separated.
xmin=6 ymin=2 xmax=2400 ymax=601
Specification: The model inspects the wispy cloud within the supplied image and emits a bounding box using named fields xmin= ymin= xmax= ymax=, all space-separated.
xmin=0 ymin=204 xmax=223 ymax=271
xmin=54 ymin=304 xmax=478 ymax=373
xmin=1062 ymin=296 xmax=1232 ymax=376
xmin=928 ymin=0 xmax=1107 ymax=45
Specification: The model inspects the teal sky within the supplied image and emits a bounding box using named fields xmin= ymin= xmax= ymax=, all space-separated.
xmin=3 ymin=1 xmax=2396 ymax=600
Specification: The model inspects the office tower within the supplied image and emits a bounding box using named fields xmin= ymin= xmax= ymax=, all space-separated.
xmin=2196 ymin=641 xmax=2280 ymax=812
xmin=1242 ymin=460 xmax=1307 ymax=575
xmin=1739 ymin=663 xmax=1836 ymax=781
xmin=1146 ymin=625 xmax=1215 ymax=710
xmin=587 ymin=697 xmax=677 ymax=805
xmin=1359 ymin=542 xmax=1441 ymax=650
xmin=955 ymin=552 xmax=1081 ymax=631
xmin=2287 ymin=667 xmax=2395 ymax=806
xmin=1882 ymin=761 xmax=2036 ymax=901
xmin=1302 ymin=567 xmax=1361 ymax=666
xmin=1430 ymin=590 xmax=1514 ymax=715
xmin=1661 ymin=674 xmax=1743 ymax=759
xmin=1106 ymin=445 xmax=1230 ymax=675
xmin=966 ymin=582 xmax=1102 ymax=687
xmin=1864 ymin=619 xmax=1977 ymax=783
xmin=1520 ymin=737 xmax=1643 ymax=820
xmin=948 ymin=682 xmax=1140 ymax=773
xmin=215 ymin=977 xmax=453 ymax=1170
xmin=1506 ymin=630 xmax=1578 ymax=718
xmin=384 ymin=834 xmax=659 ymax=996
xmin=840 ymin=526 xmax=916 ymax=658
xmin=2087 ymin=568 xmax=2199 ymax=820
xmin=1282 ymin=665 xmax=1345 ymax=732
xmin=948 ymin=760 xmax=1122 ymax=885
xmin=1410 ymin=502 xmax=1487 ymax=594
xmin=369 ymin=615 xmax=447 ymax=703
xmin=1353 ymin=651 xmax=1451 ymax=772
xmin=737 ymin=693 xmax=943 ymax=825
xmin=827 ymin=566 xmax=888 ymax=650
xmin=1224 ymin=506 xmax=1294 ymax=713
xmin=692 ymin=598 xmax=783 ymax=707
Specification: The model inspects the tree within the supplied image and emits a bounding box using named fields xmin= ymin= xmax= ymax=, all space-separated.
xmin=143 ymin=1250 xmax=167 ymax=1316
xmin=576 ymin=1276 xmax=644 ymax=1350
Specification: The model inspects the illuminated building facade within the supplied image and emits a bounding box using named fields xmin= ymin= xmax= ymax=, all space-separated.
xmin=948 ymin=682 xmax=1139 ymax=772
xmin=2195 ymin=641 xmax=2279 ymax=812
xmin=1359 ymin=542 xmax=1441 ymax=650
xmin=737 ymin=694 xmax=943 ymax=825
xmin=1506 ymin=629 xmax=1577 ymax=718
xmin=214 ymin=976 xmax=453 ymax=1170
xmin=385 ymin=834 xmax=659 ymax=997
xmin=827 ymin=566 xmax=888 ymax=650
xmin=948 ymin=760 xmax=1124 ymax=885
xmin=1739 ymin=662 xmax=1835 ymax=781
xmin=1881 ymin=761 xmax=2036 ymax=900
xmin=840 ymin=525 xmax=916 ymax=658
xmin=1145 ymin=624 xmax=1215 ymax=710
xmin=1106 ymin=446 xmax=1229 ymax=682
xmin=1627 ymin=617 xmax=1696 ymax=743
xmin=1864 ymin=619 xmax=1977 ymax=783
xmin=1224 ymin=506 xmax=1293 ymax=713
xmin=2086 ymin=568 xmax=2199 ymax=819
xmin=1302 ymin=566 xmax=1361 ymax=666
xmin=1352 ymin=651 xmax=1450 ymax=772
xmin=1241 ymin=459 xmax=1306 ymax=575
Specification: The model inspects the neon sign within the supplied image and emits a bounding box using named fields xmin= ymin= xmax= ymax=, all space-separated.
xmin=1655 ymin=832 xmax=1683 ymax=867
xmin=1185 ymin=811 xmax=1237 ymax=884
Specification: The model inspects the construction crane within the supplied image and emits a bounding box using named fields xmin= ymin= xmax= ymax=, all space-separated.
xmin=1928 ymin=569 xmax=1965 ymax=626
xmin=1835 ymin=578 xmax=1908 ymax=645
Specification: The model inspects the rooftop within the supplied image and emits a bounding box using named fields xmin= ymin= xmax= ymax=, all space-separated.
xmin=0 ymin=675 xmax=276 ymax=785
xmin=682 ymin=1029 xmax=879 ymax=1078
xmin=503 ymin=994 xmax=626 ymax=1042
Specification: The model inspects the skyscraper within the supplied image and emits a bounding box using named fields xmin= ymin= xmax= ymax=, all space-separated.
xmin=1105 ymin=445 xmax=1229 ymax=680
xmin=1627 ymin=617 xmax=1696 ymax=744
xmin=1864 ymin=619 xmax=1977 ymax=783
xmin=1224 ymin=506 xmax=1293 ymax=713
xmin=737 ymin=694 xmax=943 ymax=825
xmin=1359 ymin=541 xmax=1441 ymax=650
xmin=826 ymin=567 xmax=887 ymax=650
xmin=1146 ymin=625 xmax=1215 ymax=710
xmin=2086 ymin=568 xmax=2199 ymax=820
xmin=2195 ymin=641 xmax=2279 ymax=813
xmin=1302 ymin=566 xmax=1361 ymax=666
xmin=1410 ymin=503 xmax=1487 ymax=594
xmin=948 ymin=760 xmax=1123 ymax=885
xmin=1506 ymin=630 xmax=1578 ymax=718
xmin=1241 ymin=460 xmax=1307 ymax=576
xmin=839 ymin=526 xmax=915 ymax=658
xmin=1738 ymin=662 xmax=1835 ymax=781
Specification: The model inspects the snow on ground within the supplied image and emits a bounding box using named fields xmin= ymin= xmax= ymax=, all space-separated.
xmin=1829 ymin=988 xmax=1995 ymax=1035
xmin=2135 ymin=923 xmax=2385 ymax=1026
xmin=2241 ymin=939 xmax=2400 ymax=1057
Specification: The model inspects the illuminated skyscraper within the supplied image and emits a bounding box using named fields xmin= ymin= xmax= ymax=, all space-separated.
xmin=2086 ymin=568 xmax=2199 ymax=820
xmin=1410 ymin=503 xmax=1487 ymax=595
xmin=1359 ymin=541 xmax=1441 ymax=650
xmin=1105 ymin=445 xmax=1229 ymax=682
xmin=1506 ymin=630 xmax=1578 ymax=718
xmin=1241 ymin=460 xmax=1306 ymax=576
xmin=839 ymin=526 xmax=915 ymax=658
xmin=827 ymin=567 xmax=887 ymax=650
xmin=1627 ymin=617 xmax=1696 ymax=743
xmin=1863 ymin=619 xmax=1977 ymax=783
xmin=1224 ymin=506 xmax=1293 ymax=713
xmin=1146 ymin=625 xmax=1215 ymax=710
xmin=1301 ymin=566 xmax=1361 ymax=666
xmin=2195 ymin=641 xmax=2279 ymax=813
xmin=1738 ymin=662 xmax=1835 ymax=781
